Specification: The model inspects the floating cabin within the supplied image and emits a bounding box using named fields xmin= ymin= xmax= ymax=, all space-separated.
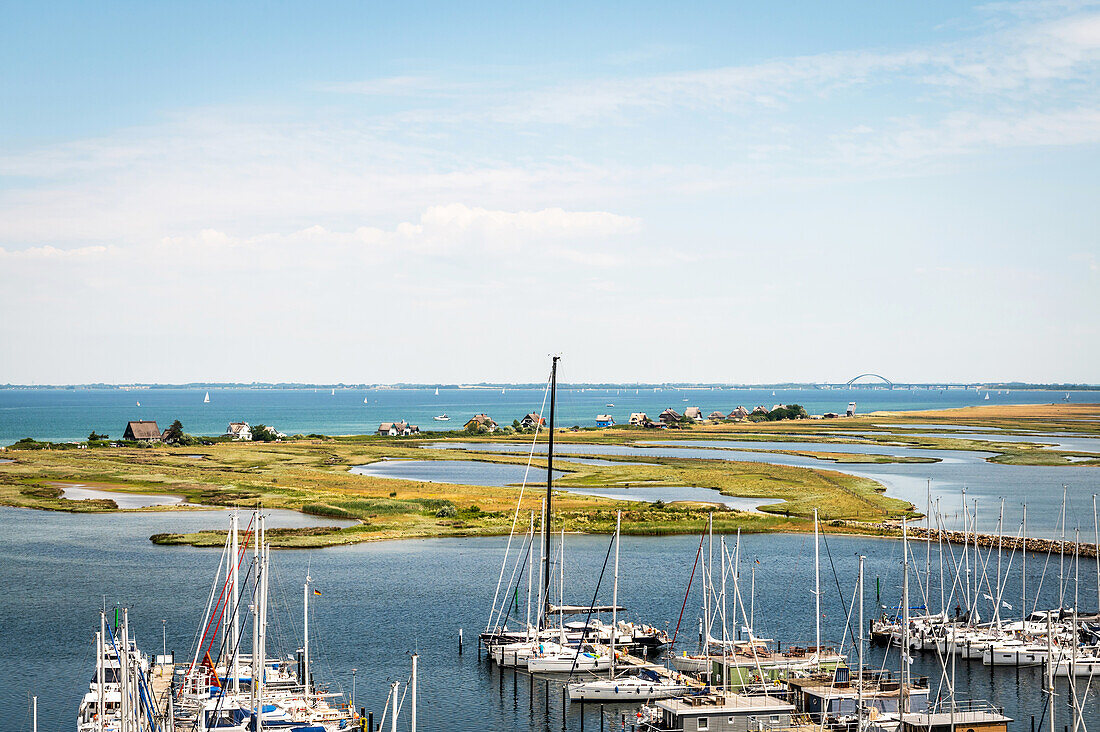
xmin=787 ymin=673 xmax=930 ymax=719
xmin=647 ymin=692 xmax=795 ymax=732
xmin=899 ymin=704 xmax=1012 ymax=732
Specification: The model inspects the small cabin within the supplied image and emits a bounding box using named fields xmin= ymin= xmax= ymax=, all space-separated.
xmin=727 ymin=406 xmax=750 ymax=420
xmin=595 ymin=414 xmax=615 ymax=428
xmin=226 ymin=422 xmax=252 ymax=441
xmin=464 ymin=414 xmax=497 ymax=433
xmin=123 ymin=421 xmax=161 ymax=442
xmin=708 ymin=411 xmax=725 ymax=421
xmin=659 ymin=408 xmax=682 ymax=424
xmin=651 ymin=692 xmax=794 ymax=732
xmin=684 ymin=406 xmax=703 ymax=421
xmin=629 ymin=412 xmax=650 ymax=426
xmin=519 ymin=413 xmax=544 ymax=430
xmin=378 ymin=421 xmax=417 ymax=436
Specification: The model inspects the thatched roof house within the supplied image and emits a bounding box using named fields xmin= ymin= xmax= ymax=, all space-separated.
xmin=123 ymin=420 xmax=161 ymax=442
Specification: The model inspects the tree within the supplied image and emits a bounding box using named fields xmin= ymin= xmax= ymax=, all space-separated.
xmin=88 ymin=431 xmax=108 ymax=441
xmin=163 ymin=420 xmax=184 ymax=443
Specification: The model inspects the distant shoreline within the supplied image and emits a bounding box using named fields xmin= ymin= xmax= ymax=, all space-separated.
xmin=3 ymin=382 xmax=1098 ymax=391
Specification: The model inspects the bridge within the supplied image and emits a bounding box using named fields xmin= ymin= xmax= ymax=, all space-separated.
xmin=845 ymin=373 xmax=893 ymax=387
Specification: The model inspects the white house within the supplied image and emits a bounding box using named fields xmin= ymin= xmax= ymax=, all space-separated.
xmin=629 ymin=412 xmax=650 ymax=426
xmin=226 ymin=422 xmax=252 ymax=441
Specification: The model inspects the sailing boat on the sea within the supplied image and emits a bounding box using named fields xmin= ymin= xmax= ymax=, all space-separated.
xmin=363 ymin=397 xmax=368 ymax=404
xmin=435 ymin=387 xmax=440 ymax=396
xmin=203 ymin=391 xmax=210 ymax=404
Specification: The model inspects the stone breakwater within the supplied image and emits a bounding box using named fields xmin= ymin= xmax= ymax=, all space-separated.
xmin=899 ymin=524 xmax=1097 ymax=558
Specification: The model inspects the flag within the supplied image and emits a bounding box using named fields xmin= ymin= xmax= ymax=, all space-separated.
xmin=1002 ymin=601 xmax=1013 ymax=610
xmin=313 ymin=589 xmax=321 ymax=596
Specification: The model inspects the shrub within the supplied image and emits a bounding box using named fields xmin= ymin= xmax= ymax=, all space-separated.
xmin=436 ymin=504 xmax=457 ymax=518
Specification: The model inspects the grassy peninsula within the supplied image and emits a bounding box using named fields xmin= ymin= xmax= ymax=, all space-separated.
xmin=0 ymin=403 xmax=1096 ymax=548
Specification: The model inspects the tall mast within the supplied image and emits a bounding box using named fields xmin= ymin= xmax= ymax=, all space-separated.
xmin=542 ymin=356 xmax=558 ymax=622
xmin=304 ymin=571 xmax=311 ymax=698
xmin=925 ymin=479 xmax=932 ymax=612
xmin=901 ymin=518 xmax=910 ymax=715
xmin=1022 ymin=504 xmax=1027 ymax=620
xmin=120 ymin=609 xmax=130 ymax=732
xmin=537 ymin=499 xmax=546 ymax=629
xmin=858 ymin=555 xmax=865 ymax=732
xmin=411 ymin=653 xmax=418 ymax=732
xmin=526 ymin=511 xmax=534 ymax=638
xmin=98 ymin=614 xmax=105 ymax=732
xmin=1094 ymin=495 xmax=1099 ymax=614
xmin=251 ymin=510 xmax=260 ymax=724
xmin=814 ymin=508 xmax=821 ymax=663
xmin=1059 ymin=486 xmax=1067 ymax=609
xmin=733 ymin=529 xmax=741 ymax=643
xmin=230 ymin=512 xmax=240 ymax=694
xmin=610 ymin=511 xmax=621 ymax=679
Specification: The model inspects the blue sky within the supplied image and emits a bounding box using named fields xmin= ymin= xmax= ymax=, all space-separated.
xmin=1 ymin=0 xmax=1097 ymax=384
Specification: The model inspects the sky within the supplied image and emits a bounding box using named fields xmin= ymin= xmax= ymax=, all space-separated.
xmin=1 ymin=1 xmax=1098 ymax=385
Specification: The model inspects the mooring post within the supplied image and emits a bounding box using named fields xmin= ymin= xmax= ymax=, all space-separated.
xmin=600 ymin=704 xmax=605 ymax=731
xmin=367 ymin=711 xmax=373 ymax=732
xmin=562 ymin=685 xmax=567 ymax=731
xmin=459 ymin=628 xmax=463 ymax=654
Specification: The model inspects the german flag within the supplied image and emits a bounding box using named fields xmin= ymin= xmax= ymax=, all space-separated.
xmin=313 ymin=588 xmax=321 ymax=596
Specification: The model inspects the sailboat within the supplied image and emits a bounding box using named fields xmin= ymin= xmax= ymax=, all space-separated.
xmin=203 ymin=391 xmax=210 ymax=404
xmin=567 ymin=512 xmax=690 ymax=701
xmin=985 ymin=392 xmax=990 ymax=400
xmin=135 ymin=401 xmax=140 ymax=407
xmin=435 ymin=387 xmax=439 ymax=396
xmin=331 ymin=388 xmax=335 ymax=396
xmin=501 ymin=388 xmax=506 ymax=395
xmin=363 ymin=396 xmax=368 ymax=404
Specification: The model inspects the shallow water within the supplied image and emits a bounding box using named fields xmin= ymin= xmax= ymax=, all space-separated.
xmin=2 ymin=507 xmax=1096 ymax=731
xmin=430 ymin=440 xmax=1099 ymax=537
xmin=60 ymin=485 xmax=186 ymax=508
xmin=350 ymin=459 xmax=565 ymax=486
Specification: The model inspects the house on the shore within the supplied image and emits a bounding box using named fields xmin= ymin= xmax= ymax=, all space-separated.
xmin=378 ymin=421 xmax=418 ymax=436
xmin=464 ymin=414 xmax=497 ymax=433
xmin=684 ymin=406 xmax=703 ymax=421
xmin=727 ymin=406 xmax=750 ymax=420
xmin=628 ymin=412 xmax=650 ymax=426
xmin=123 ymin=420 xmax=161 ymax=442
xmin=658 ymin=408 xmax=682 ymax=425
xmin=226 ymin=422 xmax=252 ymax=441
xmin=518 ymin=412 xmax=544 ymax=430
xmin=752 ymin=405 xmax=769 ymax=416
xmin=708 ymin=411 xmax=726 ymax=421
xmin=595 ymin=414 xmax=615 ymax=428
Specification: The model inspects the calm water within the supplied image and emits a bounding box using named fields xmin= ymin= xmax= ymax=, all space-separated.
xmin=2 ymin=387 xmax=1096 ymax=444
xmin=433 ymin=440 xmax=1100 ymax=538
xmin=351 ymin=458 xmax=781 ymax=510
xmin=2 ymin=507 xmax=1097 ymax=731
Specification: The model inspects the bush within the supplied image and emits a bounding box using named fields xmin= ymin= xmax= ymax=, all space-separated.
xmin=435 ymin=504 xmax=457 ymax=518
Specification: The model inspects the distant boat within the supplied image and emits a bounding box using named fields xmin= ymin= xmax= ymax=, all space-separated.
xmin=772 ymin=391 xmax=776 ymax=396
xmin=984 ymin=393 xmax=990 ymax=400
xmin=434 ymin=414 xmax=450 ymax=421
xmin=606 ymin=403 xmax=615 ymax=407
xmin=501 ymin=388 xmax=506 ymax=395
xmin=363 ymin=397 xmax=368 ymax=404
xmin=1064 ymin=393 xmax=1071 ymax=402
xmin=203 ymin=391 xmax=210 ymax=404
xmin=435 ymin=387 xmax=439 ymax=396
xmin=135 ymin=401 xmax=140 ymax=407
xmin=331 ymin=388 xmax=335 ymax=396
xmin=682 ymin=398 xmax=688 ymax=402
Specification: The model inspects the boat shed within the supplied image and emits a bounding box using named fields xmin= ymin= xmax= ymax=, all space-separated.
xmin=651 ymin=692 xmax=794 ymax=732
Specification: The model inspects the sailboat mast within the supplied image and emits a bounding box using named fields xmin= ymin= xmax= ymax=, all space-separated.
xmin=1022 ymin=504 xmax=1027 ymax=620
xmin=526 ymin=511 xmax=534 ymax=638
xmin=230 ymin=512 xmax=240 ymax=695
xmin=858 ymin=555 xmax=864 ymax=732
xmin=98 ymin=613 xmax=105 ymax=732
xmin=611 ymin=511 xmax=621 ymax=678
xmin=814 ymin=508 xmax=821 ymax=661
xmin=304 ymin=573 xmax=311 ymax=698
xmin=251 ymin=510 xmax=260 ymax=724
xmin=543 ymin=356 xmax=558 ymax=622
xmin=901 ymin=518 xmax=910 ymax=715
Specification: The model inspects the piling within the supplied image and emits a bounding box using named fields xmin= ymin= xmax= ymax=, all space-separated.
xmin=458 ymin=628 xmax=463 ymax=654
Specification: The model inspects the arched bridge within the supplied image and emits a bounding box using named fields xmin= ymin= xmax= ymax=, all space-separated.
xmin=845 ymin=373 xmax=893 ymax=387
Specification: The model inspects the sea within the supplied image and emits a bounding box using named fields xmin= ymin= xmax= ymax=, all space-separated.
xmin=0 ymin=386 xmax=1094 ymax=445
xmin=2 ymin=506 xmax=1097 ymax=732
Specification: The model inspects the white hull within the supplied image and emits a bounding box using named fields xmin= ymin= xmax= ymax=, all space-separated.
xmin=528 ymin=652 xmax=611 ymax=673
xmin=567 ymin=678 xmax=691 ymax=701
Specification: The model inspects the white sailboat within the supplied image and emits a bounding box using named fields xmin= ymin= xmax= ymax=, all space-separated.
xmin=203 ymin=391 xmax=210 ymax=404
xmin=135 ymin=401 xmax=140 ymax=407
xmin=331 ymin=388 xmax=335 ymax=396
xmin=568 ymin=512 xmax=690 ymax=701
xmin=363 ymin=397 xmax=368 ymax=404
xmin=435 ymin=387 xmax=439 ymax=396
